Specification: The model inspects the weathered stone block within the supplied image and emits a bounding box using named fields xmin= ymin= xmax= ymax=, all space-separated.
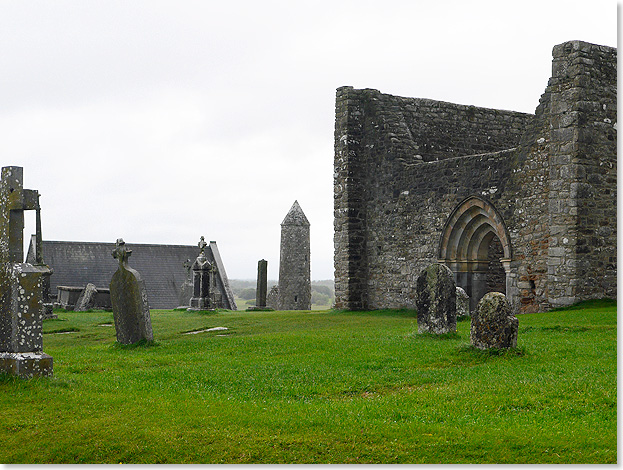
xmin=470 ymin=292 xmax=518 ymax=349
xmin=74 ymin=283 xmax=98 ymax=311
xmin=456 ymin=286 xmax=470 ymax=317
xmin=416 ymin=263 xmax=456 ymax=334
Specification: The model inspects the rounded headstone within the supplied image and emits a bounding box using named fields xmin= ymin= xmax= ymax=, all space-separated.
xmin=416 ymin=263 xmax=457 ymax=334
xmin=470 ymin=292 xmax=518 ymax=349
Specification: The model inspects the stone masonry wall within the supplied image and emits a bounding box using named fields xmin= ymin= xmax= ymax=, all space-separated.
xmin=334 ymin=40 xmax=616 ymax=313
xmin=546 ymin=41 xmax=617 ymax=306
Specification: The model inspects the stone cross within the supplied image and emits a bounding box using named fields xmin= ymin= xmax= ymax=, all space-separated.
xmin=0 ymin=166 xmax=53 ymax=378
xmin=198 ymin=236 xmax=207 ymax=254
xmin=109 ymin=238 xmax=153 ymax=344
xmin=177 ymin=258 xmax=194 ymax=307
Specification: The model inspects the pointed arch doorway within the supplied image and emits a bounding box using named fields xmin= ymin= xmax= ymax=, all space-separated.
xmin=438 ymin=196 xmax=513 ymax=312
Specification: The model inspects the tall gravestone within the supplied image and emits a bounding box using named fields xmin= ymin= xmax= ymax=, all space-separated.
xmin=178 ymin=258 xmax=193 ymax=308
xmin=109 ymin=238 xmax=153 ymax=344
xmin=416 ymin=263 xmax=457 ymax=334
xmin=188 ymin=237 xmax=217 ymax=311
xmin=471 ymin=292 xmax=518 ymax=349
xmin=278 ymin=201 xmax=311 ymax=310
xmin=0 ymin=166 xmax=53 ymax=378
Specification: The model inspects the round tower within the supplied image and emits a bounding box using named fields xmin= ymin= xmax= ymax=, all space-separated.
xmin=278 ymin=200 xmax=311 ymax=310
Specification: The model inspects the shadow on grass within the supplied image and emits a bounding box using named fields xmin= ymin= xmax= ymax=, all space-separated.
xmin=111 ymin=339 xmax=160 ymax=350
xmin=329 ymin=308 xmax=417 ymax=318
xmin=453 ymin=344 xmax=527 ymax=366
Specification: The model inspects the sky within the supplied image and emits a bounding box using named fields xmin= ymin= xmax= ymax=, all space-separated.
xmin=1 ymin=0 xmax=617 ymax=281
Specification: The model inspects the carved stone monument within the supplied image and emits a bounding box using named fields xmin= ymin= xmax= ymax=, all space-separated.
xmin=0 ymin=166 xmax=53 ymax=378
xmin=471 ymin=292 xmax=518 ymax=349
xmin=177 ymin=258 xmax=193 ymax=308
xmin=109 ymin=238 xmax=153 ymax=344
xmin=188 ymin=237 xmax=217 ymax=311
xmin=416 ymin=263 xmax=457 ymax=334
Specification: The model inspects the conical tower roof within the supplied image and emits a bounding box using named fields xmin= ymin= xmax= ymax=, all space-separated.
xmin=281 ymin=200 xmax=310 ymax=226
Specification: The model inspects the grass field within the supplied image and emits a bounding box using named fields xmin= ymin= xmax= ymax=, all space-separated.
xmin=0 ymin=300 xmax=616 ymax=464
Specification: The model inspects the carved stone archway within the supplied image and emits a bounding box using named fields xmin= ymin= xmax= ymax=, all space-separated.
xmin=438 ymin=196 xmax=513 ymax=312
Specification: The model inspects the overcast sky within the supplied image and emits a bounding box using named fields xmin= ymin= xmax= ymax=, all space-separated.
xmin=2 ymin=0 xmax=617 ymax=281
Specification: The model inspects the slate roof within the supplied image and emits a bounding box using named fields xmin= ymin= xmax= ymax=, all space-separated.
xmin=26 ymin=238 xmax=236 ymax=310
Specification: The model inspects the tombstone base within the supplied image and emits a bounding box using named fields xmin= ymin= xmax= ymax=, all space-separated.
xmin=0 ymin=352 xmax=53 ymax=378
xmin=187 ymin=307 xmax=217 ymax=312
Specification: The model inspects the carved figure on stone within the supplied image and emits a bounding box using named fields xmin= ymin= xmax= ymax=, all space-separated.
xmin=416 ymin=263 xmax=457 ymax=334
xmin=0 ymin=166 xmax=53 ymax=378
xmin=470 ymin=292 xmax=518 ymax=349
xmin=109 ymin=238 xmax=153 ymax=344
xmin=456 ymin=286 xmax=470 ymax=318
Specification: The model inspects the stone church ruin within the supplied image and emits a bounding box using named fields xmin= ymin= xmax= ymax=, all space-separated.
xmin=334 ymin=40 xmax=616 ymax=314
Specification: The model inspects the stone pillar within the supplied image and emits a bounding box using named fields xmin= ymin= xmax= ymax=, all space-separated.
xmin=255 ymin=259 xmax=268 ymax=308
xmin=0 ymin=166 xmax=53 ymax=378
xmin=278 ymin=201 xmax=311 ymax=310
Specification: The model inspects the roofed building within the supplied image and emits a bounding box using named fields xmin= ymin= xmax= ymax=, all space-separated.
xmin=26 ymin=238 xmax=237 ymax=310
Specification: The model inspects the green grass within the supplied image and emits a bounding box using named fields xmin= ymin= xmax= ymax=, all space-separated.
xmin=0 ymin=300 xmax=616 ymax=464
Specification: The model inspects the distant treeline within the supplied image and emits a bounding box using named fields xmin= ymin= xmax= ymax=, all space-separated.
xmin=230 ymin=279 xmax=335 ymax=307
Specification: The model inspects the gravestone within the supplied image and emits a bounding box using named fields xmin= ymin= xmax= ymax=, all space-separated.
xmin=188 ymin=237 xmax=217 ymax=311
xmin=470 ymin=292 xmax=518 ymax=349
xmin=109 ymin=238 xmax=153 ymax=344
xmin=177 ymin=258 xmax=193 ymax=308
xmin=74 ymin=283 xmax=98 ymax=311
xmin=416 ymin=263 xmax=457 ymax=334
xmin=456 ymin=286 xmax=470 ymax=318
xmin=0 ymin=166 xmax=53 ymax=378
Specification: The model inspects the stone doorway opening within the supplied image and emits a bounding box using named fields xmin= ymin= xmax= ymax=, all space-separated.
xmin=438 ymin=196 xmax=512 ymax=312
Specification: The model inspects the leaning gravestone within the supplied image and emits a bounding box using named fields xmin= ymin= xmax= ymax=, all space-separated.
xmin=456 ymin=286 xmax=470 ymax=318
xmin=416 ymin=263 xmax=456 ymax=334
xmin=109 ymin=239 xmax=153 ymax=344
xmin=470 ymin=292 xmax=518 ymax=349
xmin=74 ymin=283 xmax=98 ymax=311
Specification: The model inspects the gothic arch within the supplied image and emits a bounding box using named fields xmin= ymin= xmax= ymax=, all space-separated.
xmin=438 ymin=196 xmax=513 ymax=311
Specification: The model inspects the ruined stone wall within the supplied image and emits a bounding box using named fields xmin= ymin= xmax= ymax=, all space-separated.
xmin=546 ymin=41 xmax=617 ymax=306
xmin=334 ymin=40 xmax=616 ymax=313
